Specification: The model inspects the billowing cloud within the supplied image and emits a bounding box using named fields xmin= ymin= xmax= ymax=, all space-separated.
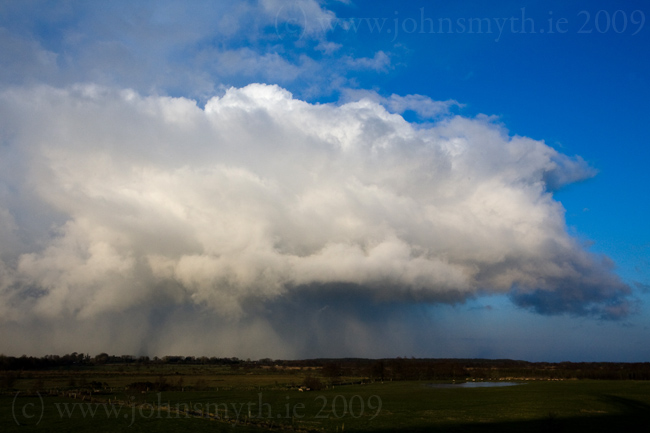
xmin=341 ymin=89 xmax=462 ymax=119
xmin=0 ymin=82 xmax=631 ymax=351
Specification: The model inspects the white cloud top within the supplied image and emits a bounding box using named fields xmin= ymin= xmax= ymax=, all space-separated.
xmin=0 ymin=83 xmax=629 ymax=338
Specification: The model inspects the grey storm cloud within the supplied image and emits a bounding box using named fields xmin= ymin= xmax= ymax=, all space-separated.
xmin=0 ymin=83 xmax=632 ymax=356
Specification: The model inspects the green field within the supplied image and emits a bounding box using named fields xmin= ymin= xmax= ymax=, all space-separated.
xmin=2 ymin=365 xmax=650 ymax=432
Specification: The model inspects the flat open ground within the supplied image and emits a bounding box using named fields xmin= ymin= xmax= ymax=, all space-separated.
xmin=2 ymin=365 xmax=650 ymax=432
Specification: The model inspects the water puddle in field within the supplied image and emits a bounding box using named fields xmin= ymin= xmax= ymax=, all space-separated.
xmin=427 ymin=382 xmax=524 ymax=389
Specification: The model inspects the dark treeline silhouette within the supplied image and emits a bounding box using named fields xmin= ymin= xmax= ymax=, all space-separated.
xmin=0 ymin=353 xmax=242 ymax=370
xmin=1 ymin=353 xmax=650 ymax=380
xmin=290 ymin=358 xmax=650 ymax=381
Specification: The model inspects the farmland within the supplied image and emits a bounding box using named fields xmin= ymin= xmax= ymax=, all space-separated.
xmin=2 ymin=358 xmax=650 ymax=432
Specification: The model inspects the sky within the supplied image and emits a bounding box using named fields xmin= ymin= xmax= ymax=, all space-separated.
xmin=0 ymin=0 xmax=649 ymax=362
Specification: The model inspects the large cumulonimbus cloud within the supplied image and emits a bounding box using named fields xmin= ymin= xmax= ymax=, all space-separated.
xmin=0 ymin=83 xmax=632 ymax=354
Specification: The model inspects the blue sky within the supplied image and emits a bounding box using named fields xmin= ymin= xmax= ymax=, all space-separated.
xmin=0 ymin=0 xmax=648 ymax=361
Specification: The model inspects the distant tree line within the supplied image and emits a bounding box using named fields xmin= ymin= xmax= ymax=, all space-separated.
xmin=288 ymin=358 xmax=650 ymax=381
xmin=1 ymin=353 xmax=649 ymax=380
xmin=0 ymin=353 xmax=246 ymax=370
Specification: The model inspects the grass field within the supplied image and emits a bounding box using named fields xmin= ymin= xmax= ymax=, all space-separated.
xmin=2 ymin=365 xmax=650 ymax=432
